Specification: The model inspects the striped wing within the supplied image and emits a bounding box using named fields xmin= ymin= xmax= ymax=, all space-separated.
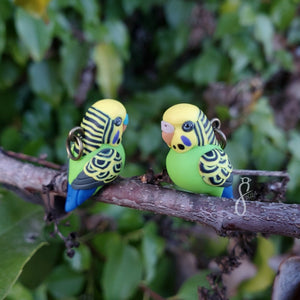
xmin=71 ymin=148 xmax=122 ymax=190
xmin=199 ymin=148 xmax=233 ymax=187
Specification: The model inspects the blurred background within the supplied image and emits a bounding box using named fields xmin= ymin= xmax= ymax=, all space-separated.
xmin=0 ymin=0 xmax=300 ymax=299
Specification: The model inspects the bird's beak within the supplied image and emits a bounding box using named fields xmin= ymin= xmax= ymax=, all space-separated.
xmin=161 ymin=121 xmax=174 ymax=147
xmin=162 ymin=131 xmax=174 ymax=147
xmin=123 ymin=124 xmax=127 ymax=132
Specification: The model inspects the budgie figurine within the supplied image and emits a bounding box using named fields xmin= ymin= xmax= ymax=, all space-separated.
xmin=65 ymin=99 xmax=128 ymax=212
xmin=161 ymin=103 xmax=233 ymax=198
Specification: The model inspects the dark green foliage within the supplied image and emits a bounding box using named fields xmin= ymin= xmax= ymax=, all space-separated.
xmin=1 ymin=0 xmax=300 ymax=299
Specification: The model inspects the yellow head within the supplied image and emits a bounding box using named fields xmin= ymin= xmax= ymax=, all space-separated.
xmin=76 ymin=99 xmax=128 ymax=155
xmin=161 ymin=103 xmax=218 ymax=153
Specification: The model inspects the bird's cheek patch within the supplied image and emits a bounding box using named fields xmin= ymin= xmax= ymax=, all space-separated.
xmin=112 ymin=130 xmax=120 ymax=144
xmin=181 ymin=135 xmax=192 ymax=147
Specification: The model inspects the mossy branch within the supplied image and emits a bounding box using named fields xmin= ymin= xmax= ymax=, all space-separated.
xmin=0 ymin=149 xmax=299 ymax=238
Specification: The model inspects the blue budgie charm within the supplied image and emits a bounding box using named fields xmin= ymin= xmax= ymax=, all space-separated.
xmin=65 ymin=99 xmax=128 ymax=212
xmin=161 ymin=103 xmax=233 ymax=198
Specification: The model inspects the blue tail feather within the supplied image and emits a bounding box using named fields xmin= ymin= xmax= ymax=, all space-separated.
xmin=222 ymin=185 xmax=233 ymax=198
xmin=65 ymin=184 xmax=97 ymax=212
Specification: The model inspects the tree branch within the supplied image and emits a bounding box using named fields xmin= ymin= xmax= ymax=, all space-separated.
xmin=0 ymin=150 xmax=299 ymax=238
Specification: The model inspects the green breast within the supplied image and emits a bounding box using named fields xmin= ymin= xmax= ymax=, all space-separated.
xmin=166 ymin=145 xmax=223 ymax=197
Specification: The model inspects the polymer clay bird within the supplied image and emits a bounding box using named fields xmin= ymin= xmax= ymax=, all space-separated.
xmin=161 ymin=103 xmax=233 ymax=198
xmin=65 ymin=99 xmax=128 ymax=212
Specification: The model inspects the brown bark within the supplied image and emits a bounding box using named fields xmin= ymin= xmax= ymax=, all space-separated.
xmin=0 ymin=150 xmax=299 ymax=238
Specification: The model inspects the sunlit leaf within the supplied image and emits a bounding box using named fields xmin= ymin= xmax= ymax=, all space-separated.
xmin=15 ymin=8 xmax=53 ymax=61
xmin=93 ymin=43 xmax=123 ymax=98
xmin=239 ymin=236 xmax=275 ymax=293
xmin=239 ymin=3 xmax=256 ymax=26
xmin=6 ymin=282 xmax=33 ymax=300
xmin=14 ymin=0 xmax=52 ymax=18
xmin=221 ymin=0 xmax=240 ymax=14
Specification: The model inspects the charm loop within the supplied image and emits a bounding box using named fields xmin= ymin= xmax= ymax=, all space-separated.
xmin=66 ymin=127 xmax=84 ymax=160
xmin=210 ymin=118 xmax=227 ymax=149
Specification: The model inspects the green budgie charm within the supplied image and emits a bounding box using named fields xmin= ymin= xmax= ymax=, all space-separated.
xmin=65 ymin=99 xmax=128 ymax=212
xmin=161 ymin=103 xmax=233 ymax=198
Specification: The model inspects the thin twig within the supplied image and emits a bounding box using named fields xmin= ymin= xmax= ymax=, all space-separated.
xmin=1 ymin=148 xmax=61 ymax=170
xmin=232 ymin=169 xmax=289 ymax=178
xmin=139 ymin=284 xmax=166 ymax=300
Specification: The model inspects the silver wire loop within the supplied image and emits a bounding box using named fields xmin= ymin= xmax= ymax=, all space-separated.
xmin=66 ymin=127 xmax=84 ymax=160
xmin=210 ymin=118 xmax=227 ymax=149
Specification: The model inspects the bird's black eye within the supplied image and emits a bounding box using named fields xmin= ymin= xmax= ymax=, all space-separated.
xmin=182 ymin=121 xmax=194 ymax=132
xmin=114 ymin=117 xmax=122 ymax=126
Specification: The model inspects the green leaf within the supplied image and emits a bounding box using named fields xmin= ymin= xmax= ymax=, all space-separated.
xmin=0 ymin=59 xmax=22 ymax=89
xmin=0 ymin=19 xmax=5 ymax=57
xmin=19 ymin=244 xmax=61 ymax=289
xmin=6 ymin=38 xmax=29 ymax=66
xmin=138 ymin=124 xmax=162 ymax=157
xmin=93 ymin=43 xmax=123 ymax=98
xmin=275 ymin=50 xmax=294 ymax=71
xmin=60 ymin=39 xmax=89 ymax=97
xmin=74 ymin=0 xmax=100 ymax=25
xmin=175 ymin=271 xmax=210 ymax=300
xmin=15 ymin=8 xmax=53 ymax=61
xmin=252 ymin=133 xmax=286 ymax=171
xmin=65 ymin=244 xmax=92 ymax=272
xmin=46 ymin=265 xmax=85 ymax=299
xmin=220 ymin=0 xmax=240 ymax=14
xmin=254 ymin=14 xmax=274 ymax=58
xmin=6 ymin=282 xmax=33 ymax=300
xmin=240 ymin=236 xmax=275 ymax=293
xmin=164 ymin=0 xmax=194 ymax=28
xmin=288 ymin=131 xmax=300 ymax=161
xmin=0 ymin=0 xmax=13 ymax=21
xmin=193 ymin=47 xmax=225 ymax=85
xmin=102 ymin=241 xmax=142 ymax=300
xmin=215 ymin=12 xmax=240 ymax=38
xmin=141 ymin=222 xmax=165 ymax=283
xmin=271 ymin=0 xmax=296 ymax=30
xmin=0 ymin=127 xmax=23 ymax=151
xmin=104 ymin=20 xmax=130 ymax=60
xmin=287 ymin=18 xmax=300 ymax=44
xmin=287 ymin=158 xmax=300 ymax=192
xmin=239 ymin=3 xmax=256 ymax=26
xmin=28 ymin=60 xmax=62 ymax=106
xmin=0 ymin=189 xmax=46 ymax=300
xmin=118 ymin=209 xmax=144 ymax=233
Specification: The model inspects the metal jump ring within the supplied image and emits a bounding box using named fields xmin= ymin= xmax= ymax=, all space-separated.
xmin=66 ymin=127 xmax=84 ymax=160
xmin=210 ymin=118 xmax=227 ymax=149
